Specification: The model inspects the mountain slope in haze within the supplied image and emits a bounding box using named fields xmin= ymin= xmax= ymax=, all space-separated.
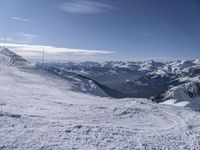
xmin=45 ymin=59 xmax=200 ymax=108
xmin=1 ymin=49 xmax=200 ymax=149
xmin=0 ymin=48 xmax=108 ymax=97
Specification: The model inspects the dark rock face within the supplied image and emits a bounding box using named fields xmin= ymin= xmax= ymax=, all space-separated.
xmin=186 ymin=82 xmax=200 ymax=98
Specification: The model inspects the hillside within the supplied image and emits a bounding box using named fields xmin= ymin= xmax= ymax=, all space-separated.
xmin=1 ymin=49 xmax=200 ymax=149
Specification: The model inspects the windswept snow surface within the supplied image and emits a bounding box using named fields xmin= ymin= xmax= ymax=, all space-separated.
xmin=1 ymin=52 xmax=200 ymax=149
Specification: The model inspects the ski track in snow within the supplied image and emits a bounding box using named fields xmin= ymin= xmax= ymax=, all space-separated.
xmin=0 ymin=54 xmax=200 ymax=149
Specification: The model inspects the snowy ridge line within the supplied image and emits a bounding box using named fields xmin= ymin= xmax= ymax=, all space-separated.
xmin=0 ymin=48 xmax=28 ymax=66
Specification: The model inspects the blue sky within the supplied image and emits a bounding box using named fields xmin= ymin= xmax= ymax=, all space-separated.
xmin=0 ymin=0 xmax=200 ymax=62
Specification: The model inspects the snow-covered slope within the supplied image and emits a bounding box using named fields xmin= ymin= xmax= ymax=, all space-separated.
xmin=0 ymin=48 xmax=28 ymax=66
xmin=160 ymin=81 xmax=200 ymax=109
xmin=0 ymin=48 xmax=107 ymax=97
xmin=1 ymin=49 xmax=200 ymax=149
xmin=40 ymin=65 xmax=108 ymax=97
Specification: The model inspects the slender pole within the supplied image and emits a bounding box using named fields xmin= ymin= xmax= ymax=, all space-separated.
xmin=42 ymin=47 xmax=44 ymax=65
xmin=3 ymin=35 xmax=6 ymax=49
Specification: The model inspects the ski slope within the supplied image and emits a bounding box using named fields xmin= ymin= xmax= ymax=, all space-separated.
xmin=1 ymin=50 xmax=200 ymax=149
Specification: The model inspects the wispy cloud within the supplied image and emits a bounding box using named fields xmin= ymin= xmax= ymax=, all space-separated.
xmin=0 ymin=43 xmax=115 ymax=62
xmin=14 ymin=33 xmax=39 ymax=43
xmin=12 ymin=16 xmax=32 ymax=22
xmin=1 ymin=33 xmax=39 ymax=44
xmin=137 ymin=33 xmax=150 ymax=37
xmin=58 ymin=0 xmax=117 ymax=14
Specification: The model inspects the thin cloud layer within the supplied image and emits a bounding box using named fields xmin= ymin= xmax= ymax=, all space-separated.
xmin=11 ymin=16 xmax=32 ymax=22
xmin=138 ymin=33 xmax=150 ymax=37
xmin=0 ymin=43 xmax=115 ymax=61
xmin=58 ymin=0 xmax=117 ymax=14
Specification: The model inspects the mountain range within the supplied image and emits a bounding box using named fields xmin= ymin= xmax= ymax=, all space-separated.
xmin=1 ymin=48 xmax=200 ymax=149
xmin=44 ymin=59 xmax=200 ymax=108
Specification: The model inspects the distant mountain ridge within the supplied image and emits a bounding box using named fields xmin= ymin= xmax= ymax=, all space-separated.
xmin=44 ymin=59 xmax=200 ymax=107
xmin=1 ymin=48 xmax=199 ymax=108
xmin=0 ymin=48 xmax=108 ymax=97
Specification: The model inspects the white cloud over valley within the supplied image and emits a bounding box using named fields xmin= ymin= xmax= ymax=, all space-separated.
xmin=0 ymin=43 xmax=115 ymax=62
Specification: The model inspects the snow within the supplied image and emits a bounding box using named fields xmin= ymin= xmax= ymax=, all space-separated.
xmin=161 ymin=99 xmax=191 ymax=107
xmin=1 ymin=50 xmax=200 ymax=149
xmin=160 ymin=81 xmax=200 ymax=109
xmin=161 ymin=98 xmax=200 ymax=109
